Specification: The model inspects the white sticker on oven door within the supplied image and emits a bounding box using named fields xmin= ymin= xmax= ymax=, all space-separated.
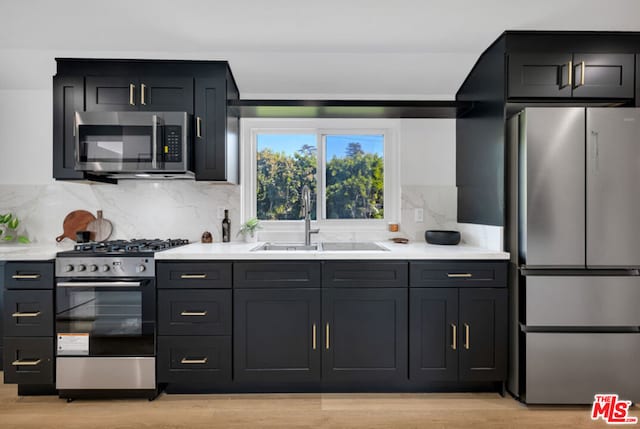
xmin=57 ymin=333 xmax=89 ymax=355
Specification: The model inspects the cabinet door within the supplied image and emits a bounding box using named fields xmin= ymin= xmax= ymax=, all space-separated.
xmin=138 ymin=76 xmax=194 ymax=113
xmin=572 ymin=54 xmax=634 ymax=99
xmin=86 ymin=76 xmax=138 ymax=111
xmin=234 ymin=289 xmax=321 ymax=383
xmin=409 ymin=288 xmax=458 ymax=382
xmin=53 ymin=75 xmax=85 ymax=179
xmin=636 ymin=54 xmax=640 ymax=107
xmin=458 ymin=288 xmax=507 ymax=382
xmin=322 ymin=288 xmax=407 ymax=384
xmin=194 ymin=77 xmax=228 ymax=181
xmin=508 ymin=53 xmax=572 ymax=98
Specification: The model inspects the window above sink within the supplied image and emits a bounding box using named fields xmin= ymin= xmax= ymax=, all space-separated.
xmin=241 ymin=118 xmax=400 ymax=234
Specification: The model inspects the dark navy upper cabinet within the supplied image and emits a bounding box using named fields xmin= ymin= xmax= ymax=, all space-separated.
xmin=53 ymin=59 xmax=239 ymax=183
xmin=508 ymin=52 xmax=634 ymax=99
xmin=86 ymin=75 xmax=194 ymax=113
xmin=508 ymin=53 xmax=573 ymax=98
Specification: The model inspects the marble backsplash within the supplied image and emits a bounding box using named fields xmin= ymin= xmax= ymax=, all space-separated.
xmin=0 ymin=181 xmax=500 ymax=249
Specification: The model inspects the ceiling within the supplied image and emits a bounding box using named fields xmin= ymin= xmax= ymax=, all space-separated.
xmin=1 ymin=0 xmax=640 ymax=98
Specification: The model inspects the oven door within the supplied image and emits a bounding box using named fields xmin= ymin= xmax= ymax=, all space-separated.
xmin=55 ymin=279 xmax=155 ymax=357
xmin=74 ymin=111 xmax=188 ymax=173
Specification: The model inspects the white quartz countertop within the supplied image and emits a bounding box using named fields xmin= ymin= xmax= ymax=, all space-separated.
xmin=155 ymin=241 xmax=510 ymax=260
xmin=0 ymin=243 xmax=73 ymax=261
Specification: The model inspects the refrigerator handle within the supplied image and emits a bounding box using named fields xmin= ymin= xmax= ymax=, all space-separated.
xmin=591 ymin=130 xmax=599 ymax=172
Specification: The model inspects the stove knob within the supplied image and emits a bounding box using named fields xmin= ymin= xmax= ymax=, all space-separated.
xmin=77 ymin=264 xmax=86 ymax=272
xmin=89 ymin=264 xmax=98 ymax=272
xmin=64 ymin=264 xmax=74 ymax=272
xmin=136 ymin=264 xmax=146 ymax=273
xmin=102 ymin=265 xmax=110 ymax=272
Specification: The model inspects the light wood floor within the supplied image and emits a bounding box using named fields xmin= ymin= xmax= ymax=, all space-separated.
xmin=0 ymin=373 xmax=634 ymax=429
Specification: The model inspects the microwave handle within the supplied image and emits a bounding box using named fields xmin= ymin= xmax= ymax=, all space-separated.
xmin=152 ymin=114 xmax=158 ymax=169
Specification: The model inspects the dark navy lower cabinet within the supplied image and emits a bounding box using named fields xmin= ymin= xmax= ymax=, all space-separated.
xmin=322 ymin=288 xmax=408 ymax=386
xmin=234 ymin=288 xmax=321 ymax=384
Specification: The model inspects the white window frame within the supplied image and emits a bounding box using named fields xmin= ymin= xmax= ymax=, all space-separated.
xmin=240 ymin=118 xmax=400 ymax=233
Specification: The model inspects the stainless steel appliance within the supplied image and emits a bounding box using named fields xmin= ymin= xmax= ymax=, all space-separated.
xmin=507 ymin=108 xmax=640 ymax=404
xmin=55 ymin=239 xmax=188 ymax=400
xmin=75 ymin=111 xmax=192 ymax=179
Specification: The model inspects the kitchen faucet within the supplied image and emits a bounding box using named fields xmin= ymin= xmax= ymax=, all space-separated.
xmin=301 ymin=185 xmax=320 ymax=245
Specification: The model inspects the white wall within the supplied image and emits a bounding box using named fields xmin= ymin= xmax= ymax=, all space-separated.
xmin=0 ymin=89 xmax=53 ymax=184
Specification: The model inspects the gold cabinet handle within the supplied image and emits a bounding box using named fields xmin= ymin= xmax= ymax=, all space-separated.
xmin=447 ymin=273 xmax=472 ymax=278
xmin=325 ymin=323 xmax=330 ymax=350
xmin=12 ymin=359 xmax=41 ymax=367
xmin=180 ymin=274 xmax=207 ymax=279
xmin=12 ymin=311 xmax=41 ymax=318
xmin=312 ymin=323 xmax=317 ymax=350
xmin=129 ymin=83 xmax=136 ymax=106
xmin=180 ymin=358 xmax=208 ymax=365
xmin=196 ymin=117 xmax=202 ymax=138
xmin=464 ymin=323 xmax=470 ymax=350
xmin=580 ymin=61 xmax=585 ymax=86
xmin=180 ymin=311 xmax=207 ymax=317
xmin=12 ymin=274 xmax=41 ymax=280
xmin=451 ymin=323 xmax=457 ymax=350
xmin=567 ymin=60 xmax=573 ymax=87
xmin=141 ymin=83 xmax=147 ymax=105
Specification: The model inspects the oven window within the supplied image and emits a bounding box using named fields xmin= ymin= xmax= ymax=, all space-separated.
xmin=78 ymin=125 xmax=153 ymax=162
xmin=56 ymin=287 xmax=154 ymax=356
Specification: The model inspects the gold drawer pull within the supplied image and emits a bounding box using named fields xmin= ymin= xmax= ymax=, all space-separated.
xmin=447 ymin=273 xmax=473 ymax=278
xmin=325 ymin=323 xmax=330 ymax=350
xmin=180 ymin=311 xmax=208 ymax=317
xmin=12 ymin=359 xmax=42 ymax=367
xmin=196 ymin=117 xmax=202 ymax=138
xmin=312 ymin=323 xmax=317 ymax=350
xmin=12 ymin=311 xmax=41 ymax=318
xmin=141 ymin=83 xmax=147 ymax=105
xmin=180 ymin=274 xmax=207 ymax=279
xmin=451 ymin=323 xmax=457 ymax=350
xmin=12 ymin=274 xmax=41 ymax=280
xmin=129 ymin=83 xmax=135 ymax=106
xmin=464 ymin=323 xmax=470 ymax=350
xmin=181 ymin=358 xmax=208 ymax=365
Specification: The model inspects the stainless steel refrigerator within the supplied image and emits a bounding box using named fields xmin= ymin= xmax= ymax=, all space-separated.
xmin=507 ymin=107 xmax=640 ymax=404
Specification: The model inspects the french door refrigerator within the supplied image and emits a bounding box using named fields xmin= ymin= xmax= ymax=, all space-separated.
xmin=507 ymin=107 xmax=640 ymax=404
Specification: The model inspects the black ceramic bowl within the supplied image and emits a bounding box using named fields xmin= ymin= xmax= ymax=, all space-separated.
xmin=425 ymin=230 xmax=461 ymax=245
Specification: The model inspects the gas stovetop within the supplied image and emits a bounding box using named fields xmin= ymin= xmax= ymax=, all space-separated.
xmin=60 ymin=238 xmax=190 ymax=256
xmin=56 ymin=238 xmax=189 ymax=278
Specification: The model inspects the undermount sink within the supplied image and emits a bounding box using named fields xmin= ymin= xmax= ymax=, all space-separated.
xmin=252 ymin=243 xmax=320 ymax=251
xmin=251 ymin=242 xmax=389 ymax=252
xmin=320 ymin=242 xmax=388 ymax=251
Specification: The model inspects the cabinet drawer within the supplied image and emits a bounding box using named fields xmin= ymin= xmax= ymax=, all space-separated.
xmin=157 ymin=336 xmax=231 ymax=384
xmin=322 ymin=262 xmax=408 ymax=288
xmin=234 ymin=262 xmax=321 ymax=288
xmin=158 ymin=289 xmax=231 ymax=335
xmin=5 ymin=262 xmax=53 ymax=290
xmin=157 ymin=262 xmax=231 ymax=289
xmin=4 ymin=290 xmax=53 ymax=337
xmin=410 ymin=261 xmax=507 ymax=287
xmin=3 ymin=337 xmax=54 ymax=385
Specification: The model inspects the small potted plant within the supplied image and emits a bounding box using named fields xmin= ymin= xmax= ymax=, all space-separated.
xmin=237 ymin=217 xmax=262 ymax=243
xmin=0 ymin=213 xmax=29 ymax=243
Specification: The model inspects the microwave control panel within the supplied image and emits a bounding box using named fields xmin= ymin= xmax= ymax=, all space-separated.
xmin=163 ymin=126 xmax=182 ymax=163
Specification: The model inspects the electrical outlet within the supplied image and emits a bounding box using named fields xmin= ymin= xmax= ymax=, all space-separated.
xmin=414 ymin=208 xmax=424 ymax=223
xmin=217 ymin=208 xmax=226 ymax=220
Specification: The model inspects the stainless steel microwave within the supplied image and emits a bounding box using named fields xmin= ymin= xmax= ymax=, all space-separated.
xmin=74 ymin=111 xmax=193 ymax=179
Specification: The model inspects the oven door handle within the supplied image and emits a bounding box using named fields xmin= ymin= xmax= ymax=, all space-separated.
xmin=56 ymin=281 xmax=143 ymax=288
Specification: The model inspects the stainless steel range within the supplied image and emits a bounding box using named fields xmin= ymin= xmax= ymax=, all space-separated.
xmin=54 ymin=239 xmax=188 ymax=400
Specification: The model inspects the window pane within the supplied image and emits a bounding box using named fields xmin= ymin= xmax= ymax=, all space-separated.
xmin=256 ymin=134 xmax=317 ymax=220
xmin=325 ymin=134 xmax=384 ymax=219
